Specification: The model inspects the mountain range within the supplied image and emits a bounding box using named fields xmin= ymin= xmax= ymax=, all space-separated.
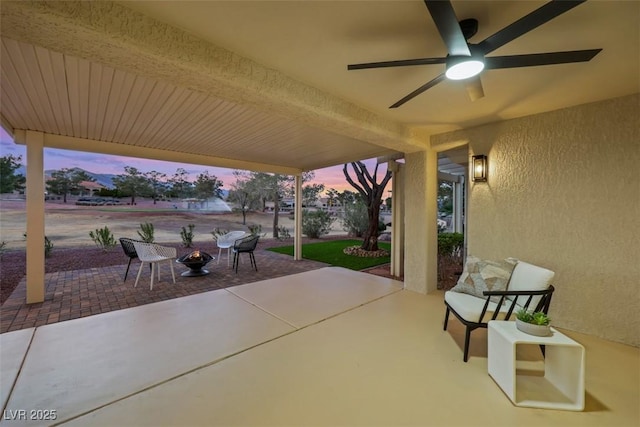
xmin=16 ymin=166 xmax=117 ymax=189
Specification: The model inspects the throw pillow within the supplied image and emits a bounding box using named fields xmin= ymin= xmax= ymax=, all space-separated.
xmin=450 ymin=256 xmax=517 ymax=300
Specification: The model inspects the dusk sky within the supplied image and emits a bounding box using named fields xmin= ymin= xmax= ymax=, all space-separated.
xmin=0 ymin=127 xmax=387 ymax=194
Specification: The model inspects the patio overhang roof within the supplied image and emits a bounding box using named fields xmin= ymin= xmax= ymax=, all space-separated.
xmin=0 ymin=1 xmax=430 ymax=175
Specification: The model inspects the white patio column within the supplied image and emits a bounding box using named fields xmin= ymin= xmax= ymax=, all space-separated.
xmin=389 ymin=161 xmax=405 ymax=278
xmin=404 ymin=149 xmax=439 ymax=293
xmin=294 ymin=174 xmax=302 ymax=261
xmin=25 ymin=130 xmax=46 ymax=303
xmin=453 ymin=177 xmax=465 ymax=233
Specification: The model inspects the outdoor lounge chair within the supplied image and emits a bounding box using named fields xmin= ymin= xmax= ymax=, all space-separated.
xmin=232 ymin=235 xmax=259 ymax=274
xmin=131 ymin=241 xmax=177 ymax=290
xmin=216 ymin=231 xmax=247 ymax=266
xmin=118 ymin=237 xmax=148 ymax=282
xmin=443 ymin=260 xmax=555 ymax=362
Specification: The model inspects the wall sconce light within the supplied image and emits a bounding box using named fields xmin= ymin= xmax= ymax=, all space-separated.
xmin=472 ymin=155 xmax=487 ymax=182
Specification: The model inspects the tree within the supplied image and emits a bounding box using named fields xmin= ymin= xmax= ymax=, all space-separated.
xmin=193 ymin=171 xmax=223 ymax=200
xmin=343 ymin=161 xmax=392 ymax=251
xmin=326 ymin=188 xmax=340 ymax=210
xmin=145 ymin=170 xmax=167 ymax=204
xmin=228 ymin=171 xmax=261 ymax=225
xmin=302 ymin=183 xmax=324 ymax=207
xmin=112 ymin=166 xmax=150 ymax=205
xmin=246 ymin=172 xmax=291 ymax=239
xmin=385 ymin=196 xmax=392 ymax=211
xmin=168 ymin=168 xmax=193 ymax=199
xmin=243 ymin=171 xmax=314 ymax=238
xmin=0 ymin=155 xmax=25 ymax=193
xmin=46 ymin=168 xmax=94 ymax=203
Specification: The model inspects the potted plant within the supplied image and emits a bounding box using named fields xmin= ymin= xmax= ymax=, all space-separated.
xmin=515 ymin=308 xmax=551 ymax=337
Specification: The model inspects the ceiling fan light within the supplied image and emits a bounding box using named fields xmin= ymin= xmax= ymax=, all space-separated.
xmin=445 ymin=56 xmax=485 ymax=80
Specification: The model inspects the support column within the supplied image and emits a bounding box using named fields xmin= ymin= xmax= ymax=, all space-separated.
xmin=453 ymin=177 xmax=464 ymax=233
xmin=404 ymin=149 xmax=439 ymax=293
xmin=294 ymin=174 xmax=302 ymax=261
xmin=389 ymin=161 xmax=405 ymax=278
xmin=25 ymin=131 xmax=45 ymax=303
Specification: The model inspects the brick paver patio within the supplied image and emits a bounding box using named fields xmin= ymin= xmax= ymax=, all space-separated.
xmin=0 ymin=249 xmax=331 ymax=333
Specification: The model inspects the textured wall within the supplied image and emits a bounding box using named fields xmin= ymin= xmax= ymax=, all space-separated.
xmin=459 ymin=94 xmax=639 ymax=347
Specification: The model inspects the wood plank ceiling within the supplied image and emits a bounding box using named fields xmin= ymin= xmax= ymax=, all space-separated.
xmin=1 ymin=37 xmax=401 ymax=174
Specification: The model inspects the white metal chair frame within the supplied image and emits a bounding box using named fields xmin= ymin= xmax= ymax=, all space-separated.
xmin=216 ymin=231 xmax=247 ymax=266
xmin=131 ymin=241 xmax=177 ymax=290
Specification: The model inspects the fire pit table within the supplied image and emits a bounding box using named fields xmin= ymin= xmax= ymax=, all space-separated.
xmin=176 ymin=250 xmax=214 ymax=277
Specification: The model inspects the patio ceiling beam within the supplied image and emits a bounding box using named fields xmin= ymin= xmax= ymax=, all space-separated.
xmin=0 ymin=1 xmax=429 ymax=154
xmin=12 ymin=131 xmax=301 ymax=176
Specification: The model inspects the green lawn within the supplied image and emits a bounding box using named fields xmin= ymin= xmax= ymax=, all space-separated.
xmin=267 ymin=239 xmax=391 ymax=270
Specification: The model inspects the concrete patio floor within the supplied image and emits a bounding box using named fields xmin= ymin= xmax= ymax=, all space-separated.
xmin=1 ymin=268 xmax=637 ymax=426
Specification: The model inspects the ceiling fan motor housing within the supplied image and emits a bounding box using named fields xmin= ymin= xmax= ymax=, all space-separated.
xmin=459 ymin=18 xmax=478 ymax=41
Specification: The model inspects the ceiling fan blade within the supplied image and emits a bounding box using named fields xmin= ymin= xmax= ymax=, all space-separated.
xmin=424 ymin=0 xmax=470 ymax=56
xmin=390 ymin=73 xmax=446 ymax=109
xmin=348 ymin=57 xmax=446 ymax=70
xmin=484 ymin=49 xmax=602 ymax=69
xmin=464 ymin=76 xmax=484 ymax=101
xmin=477 ymin=1 xmax=586 ymax=55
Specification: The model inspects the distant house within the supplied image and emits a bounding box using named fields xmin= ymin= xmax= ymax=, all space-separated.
xmin=78 ymin=181 xmax=105 ymax=196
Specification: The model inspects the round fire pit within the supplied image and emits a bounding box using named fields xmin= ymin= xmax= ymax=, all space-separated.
xmin=176 ymin=250 xmax=214 ymax=277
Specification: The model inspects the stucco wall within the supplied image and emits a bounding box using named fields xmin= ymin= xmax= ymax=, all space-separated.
xmin=461 ymin=94 xmax=639 ymax=347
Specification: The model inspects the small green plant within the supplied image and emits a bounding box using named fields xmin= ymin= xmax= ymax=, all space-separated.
xmin=210 ymin=228 xmax=229 ymax=242
xmin=137 ymin=222 xmax=155 ymax=243
xmin=180 ymin=224 xmax=196 ymax=248
xmin=89 ymin=226 xmax=117 ymax=251
xmin=0 ymin=241 xmax=7 ymax=256
xmin=276 ymin=225 xmax=291 ymax=241
xmin=23 ymin=233 xmax=54 ymax=257
xmin=44 ymin=236 xmax=54 ymax=258
xmin=516 ymin=309 xmax=550 ymax=326
xmin=248 ymin=224 xmax=263 ymax=237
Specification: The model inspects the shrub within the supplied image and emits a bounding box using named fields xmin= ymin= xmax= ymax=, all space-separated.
xmin=342 ymin=200 xmax=368 ymax=237
xmin=181 ymin=224 xmax=196 ymax=248
xmin=137 ymin=222 xmax=155 ymax=243
xmin=276 ymin=225 xmax=291 ymax=241
xmin=437 ymin=232 xmax=464 ymax=284
xmin=23 ymin=233 xmax=54 ymax=257
xmin=89 ymin=226 xmax=117 ymax=251
xmin=0 ymin=241 xmax=6 ymax=256
xmin=437 ymin=232 xmax=464 ymax=256
xmin=210 ymin=227 xmax=229 ymax=242
xmin=248 ymin=224 xmax=263 ymax=237
xmin=302 ymin=209 xmax=334 ymax=239
xmin=44 ymin=236 xmax=54 ymax=258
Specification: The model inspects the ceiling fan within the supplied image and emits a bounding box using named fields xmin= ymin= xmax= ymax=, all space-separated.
xmin=347 ymin=0 xmax=602 ymax=108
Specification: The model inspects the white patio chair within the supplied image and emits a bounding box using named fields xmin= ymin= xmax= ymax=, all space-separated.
xmin=215 ymin=231 xmax=247 ymax=266
xmin=131 ymin=241 xmax=177 ymax=290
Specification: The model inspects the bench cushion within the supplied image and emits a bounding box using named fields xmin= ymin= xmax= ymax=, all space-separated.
xmin=445 ymin=291 xmax=512 ymax=324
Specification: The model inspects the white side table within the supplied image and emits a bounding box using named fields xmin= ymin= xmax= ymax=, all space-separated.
xmin=488 ymin=320 xmax=585 ymax=411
